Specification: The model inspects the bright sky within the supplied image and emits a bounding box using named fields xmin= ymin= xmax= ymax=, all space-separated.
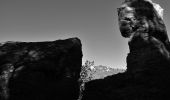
xmin=0 ymin=0 xmax=170 ymax=69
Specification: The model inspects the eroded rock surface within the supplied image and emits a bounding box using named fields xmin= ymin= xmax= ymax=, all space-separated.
xmin=82 ymin=0 xmax=170 ymax=100
xmin=0 ymin=37 xmax=82 ymax=100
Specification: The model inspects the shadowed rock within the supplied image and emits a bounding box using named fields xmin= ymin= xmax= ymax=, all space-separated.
xmin=0 ymin=37 xmax=82 ymax=100
xmin=82 ymin=0 xmax=170 ymax=100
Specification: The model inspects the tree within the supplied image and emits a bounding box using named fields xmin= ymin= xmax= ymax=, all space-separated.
xmin=80 ymin=60 xmax=94 ymax=82
xmin=78 ymin=60 xmax=94 ymax=100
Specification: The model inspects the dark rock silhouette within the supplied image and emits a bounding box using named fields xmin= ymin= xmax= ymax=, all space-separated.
xmin=0 ymin=37 xmax=82 ymax=100
xmin=82 ymin=0 xmax=170 ymax=100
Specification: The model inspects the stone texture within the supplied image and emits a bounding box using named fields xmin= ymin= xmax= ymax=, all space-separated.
xmin=0 ymin=37 xmax=82 ymax=100
xmin=82 ymin=0 xmax=170 ymax=100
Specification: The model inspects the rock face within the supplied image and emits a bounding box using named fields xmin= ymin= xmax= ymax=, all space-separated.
xmin=0 ymin=37 xmax=83 ymax=100
xmin=82 ymin=0 xmax=170 ymax=100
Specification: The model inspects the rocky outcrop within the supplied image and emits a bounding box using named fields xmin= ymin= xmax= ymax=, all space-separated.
xmin=0 ymin=37 xmax=83 ymax=100
xmin=82 ymin=0 xmax=170 ymax=100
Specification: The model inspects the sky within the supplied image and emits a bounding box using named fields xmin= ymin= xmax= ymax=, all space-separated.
xmin=0 ymin=0 xmax=170 ymax=69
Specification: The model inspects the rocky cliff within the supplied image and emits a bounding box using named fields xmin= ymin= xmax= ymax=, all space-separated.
xmin=0 ymin=37 xmax=83 ymax=100
xmin=82 ymin=0 xmax=170 ymax=100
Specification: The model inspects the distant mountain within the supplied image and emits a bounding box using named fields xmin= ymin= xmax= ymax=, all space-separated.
xmin=78 ymin=65 xmax=125 ymax=100
xmin=88 ymin=65 xmax=125 ymax=80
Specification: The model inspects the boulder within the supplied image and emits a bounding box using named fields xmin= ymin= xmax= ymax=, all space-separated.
xmin=0 ymin=37 xmax=83 ymax=100
xmin=82 ymin=0 xmax=170 ymax=100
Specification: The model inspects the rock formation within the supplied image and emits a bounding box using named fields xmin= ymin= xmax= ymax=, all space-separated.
xmin=0 ymin=37 xmax=83 ymax=100
xmin=82 ymin=0 xmax=170 ymax=100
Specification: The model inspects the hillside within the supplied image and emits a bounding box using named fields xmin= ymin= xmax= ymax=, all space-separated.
xmin=89 ymin=65 xmax=125 ymax=80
